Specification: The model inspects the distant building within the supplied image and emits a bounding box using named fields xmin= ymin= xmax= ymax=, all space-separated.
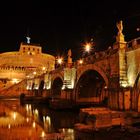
xmin=0 ymin=41 xmax=55 ymax=89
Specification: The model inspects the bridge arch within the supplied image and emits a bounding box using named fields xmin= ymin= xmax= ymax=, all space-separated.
xmin=38 ymin=80 xmax=45 ymax=95
xmin=76 ymin=64 xmax=109 ymax=86
xmin=51 ymin=77 xmax=63 ymax=98
xmin=51 ymin=72 xmax=64 ymax=84
xmin=75 ymin=64 xmax=109 ymax=104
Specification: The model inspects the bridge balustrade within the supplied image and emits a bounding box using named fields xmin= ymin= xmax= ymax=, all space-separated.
xmin=77 ymin=49 xmax=113 ymax=66
xmin=51 ymin=66 xmax=64 ymax=74
xmin=127 ymin=37 xmax=140 ymax=51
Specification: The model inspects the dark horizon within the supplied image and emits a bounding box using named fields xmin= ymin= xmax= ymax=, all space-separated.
xmin=0 ymin=1 xmax=140 ymax=60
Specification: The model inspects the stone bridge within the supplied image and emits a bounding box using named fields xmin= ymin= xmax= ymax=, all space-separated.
xmin=25 ymin=33 xmax=140 ymax=112
xmin=4 ymin=21 xmax=140 ymax=112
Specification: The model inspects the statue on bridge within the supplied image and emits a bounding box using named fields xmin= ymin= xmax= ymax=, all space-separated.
xmin=68 ymin=49 xmax=72 ymax=58
xmin=116 ymin=20 xmax=125 ymax=43
xmin=116 ymin=20 xmax=123 ymax=35
xmin=67 ymin=49 xmax=73 ymax=67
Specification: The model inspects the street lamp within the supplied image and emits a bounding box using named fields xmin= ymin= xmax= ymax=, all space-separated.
xmin=84 ymin=43 xmax=91 ymax=53
xmin=79 ymin=59 xmax=83 ymax=64
xmin=57 ymin=57 xmax=63 ymax=65
xmin=55 ymin=57 xmax=64 ymax=68
xmin=83 ymin=38 xmax=95 ymax=54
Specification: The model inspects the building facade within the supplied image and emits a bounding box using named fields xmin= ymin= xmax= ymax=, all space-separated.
xmin=0 ymin=41 xmax=55 ymax=91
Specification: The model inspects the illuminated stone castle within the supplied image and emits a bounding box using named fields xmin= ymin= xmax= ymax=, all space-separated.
xmin=0 ymin=38 xmax=55 ymax=89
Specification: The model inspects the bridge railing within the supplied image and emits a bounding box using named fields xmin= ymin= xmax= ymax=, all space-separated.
xmin=75 ymin=48 xmax=118 ymax=66
xmin=127 ymin=37 xmax=140 ymax=51
xmin=51 ymin=65 xmax=65 ymax=74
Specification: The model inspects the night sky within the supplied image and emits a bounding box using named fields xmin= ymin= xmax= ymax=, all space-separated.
xmin=0 ymin=1 xmax=140 ymax=60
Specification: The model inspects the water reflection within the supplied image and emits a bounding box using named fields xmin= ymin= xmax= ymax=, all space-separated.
xmin=24 ymin=102 xmax=78 ymax=139
xmin=0 ymin=99 xmax=78 ymax=140
xmin=0 ymin=99 xmax=45 ymax=139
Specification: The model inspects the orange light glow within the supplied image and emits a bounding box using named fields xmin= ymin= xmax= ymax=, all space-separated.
xmin=84 ymin=43 xmax=91 ymax=52
xmin=79 ymin=59 xmax=83 ymax=64
xmin=57 ymin=57 xmax=63 ymax=64
xmin=32 ymin=121 xmax=36 ymax=128
xmin=33 ymin=71 xmax=36 ymax=75
xmin=42 ymin=67 xmax=46 ymax=70
xmin=41 ymin=131 xmax=45 ymax=138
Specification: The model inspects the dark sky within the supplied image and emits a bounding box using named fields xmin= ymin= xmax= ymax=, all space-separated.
xmin=0 ymin=1 xmax=140 ymax=60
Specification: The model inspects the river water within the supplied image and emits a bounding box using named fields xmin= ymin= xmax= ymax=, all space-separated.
xmin=1 ymin=99 xmax=140 ymax=140
xmin=0 ymin=98 xmax=79 ymax=140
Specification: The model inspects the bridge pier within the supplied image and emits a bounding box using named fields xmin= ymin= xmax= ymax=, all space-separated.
xmin=61 ymin=89 xmax=73 ymax=100
xmin=108 ymin=87 xmax=131 ymax=111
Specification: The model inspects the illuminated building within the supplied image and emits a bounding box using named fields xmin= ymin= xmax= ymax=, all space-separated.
xmin=0 ymin=39 xmax=55 ymax=90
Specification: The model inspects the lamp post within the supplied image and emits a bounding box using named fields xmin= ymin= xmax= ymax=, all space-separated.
xmin=55 ymin=57 xmax=64 ymax=68
xmin=79 ymin=59 xmax=83 ymax=64
xmin=84 ymin=43 xmax=91 ymax=53
xmin=57 ymin=58 xmax=63 ymax=64
xmin=82 ymin=38 xmax=95 ymax=57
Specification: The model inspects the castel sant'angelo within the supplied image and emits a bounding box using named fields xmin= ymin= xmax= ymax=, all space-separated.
xmin=0 ymin=37 xmax=55 ymax=90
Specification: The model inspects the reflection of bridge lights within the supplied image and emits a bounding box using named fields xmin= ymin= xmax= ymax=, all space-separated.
xmin=26 ymin=104 xmax=29 ymax=111
xmin=26 ymin=117 xmax=29 ymax=122
xmin=26 ymin=104 xmax=32 ymax=116
xmin=13 ymin=112 xmax=17 ymax=120
xmin=34 ymin=109 xmax=38 ymax=116
xmin=8 ymin=124 xmax=11 ymax=129
xmin=44 ymin=116 xmax=51 ymax=132
xmin=34 ymin=109 xmax=39 ymax=121
xmin=43 ymin=116 xmax=46 ymax=123
xmin=32 ymin=121 xmax=36 ymax=128
xmin=46 ymin=116 xmax=51 ymax=125
xmin=41 ymin=131 xmax=45 ymax=138
xmin=59 ymin=128 xmax=74 ymax=140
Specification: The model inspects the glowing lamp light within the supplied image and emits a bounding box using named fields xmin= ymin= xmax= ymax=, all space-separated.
xmin=57 ymin=57 xmax=63 ymax=64
xmin=79 ymin=59 xmax=83 ymax=64
xmin=33 ymin=71 xmax=36 ymax=75
xmin=85 ymin=43 xmax=91 ymax=52
xmin=42 ymin=67 xmax=46 ymax=70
